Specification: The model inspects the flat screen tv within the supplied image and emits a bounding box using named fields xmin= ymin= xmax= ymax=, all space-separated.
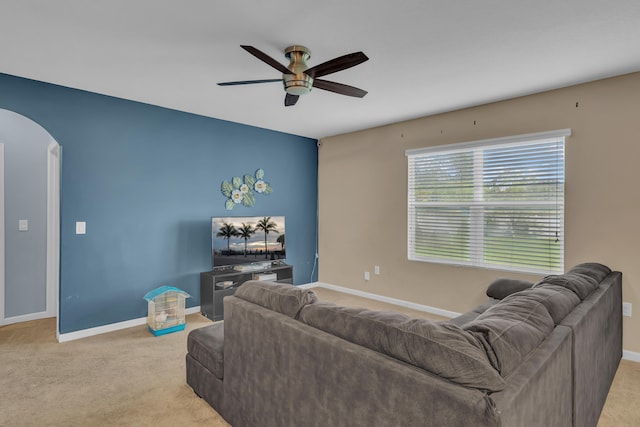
xmin=211 ymin=216 xmax=286 ymax=269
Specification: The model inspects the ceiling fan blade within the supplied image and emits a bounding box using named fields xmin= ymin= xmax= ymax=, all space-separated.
xmin=305 ymin=52 xmax=369 ymax=78
xmin=284 ymin=93 xmax=299 ymax=106
xmin=312 ymin=79 xmax=368 ymax=98
xmin=241 ymin=45 xmax=293 ymax=75
xmin=218 ymin=79 xmax=281 ymax=86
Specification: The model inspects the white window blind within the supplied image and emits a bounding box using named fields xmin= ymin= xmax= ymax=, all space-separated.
xmin=406 ymin=129 xmax=569 ymax=274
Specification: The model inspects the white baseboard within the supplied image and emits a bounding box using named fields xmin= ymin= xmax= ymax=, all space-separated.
xmin=301 ymin=282 xmax=640 ymax=363
xmin=302 ymin=281 xmax=461 ymax=318
xmin=57 ymin=306 xmax=201 ymax=343
xmin=623 ymin=350 xmax=640 ymax=363
xmin=2 ymin=310 xmax=51 ymax=326
xmin=54 ymin=284 xmax=640 ymax=363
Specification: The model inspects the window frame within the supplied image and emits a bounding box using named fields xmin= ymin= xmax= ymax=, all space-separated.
xmin=406 ymin=129 xmax=571 ymax=275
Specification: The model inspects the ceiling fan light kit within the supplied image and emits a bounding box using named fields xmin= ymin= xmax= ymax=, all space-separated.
xmin=218 ymin=44 xmax=369 ymax=106
xmin=283 ymin=45 xmax=313 ymax=96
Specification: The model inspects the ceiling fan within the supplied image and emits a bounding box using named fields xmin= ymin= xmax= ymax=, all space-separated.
xmin=218 ymin=45 xmax=369 ymax=106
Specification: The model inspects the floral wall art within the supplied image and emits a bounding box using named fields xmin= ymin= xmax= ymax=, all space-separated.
xmin=221 ymin=168 xmax=273 ymax=210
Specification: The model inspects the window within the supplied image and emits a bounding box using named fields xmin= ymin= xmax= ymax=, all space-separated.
xmin=406 ymin=129 xmax=569 ymax=274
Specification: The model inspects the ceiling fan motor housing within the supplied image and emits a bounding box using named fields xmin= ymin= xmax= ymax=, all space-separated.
xmin=283 ymin=45 xmax=313 ymax=95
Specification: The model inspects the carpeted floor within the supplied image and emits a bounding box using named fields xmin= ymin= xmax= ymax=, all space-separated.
xmin=0 ymin=314 xmax=228 ymax=427
xmin=1 ymin=286 xmax=639 ymax=426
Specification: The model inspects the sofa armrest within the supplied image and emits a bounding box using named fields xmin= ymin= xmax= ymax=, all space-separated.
xmin=560 ymin=271 xmax=622 ymax=427
xmin=486 ymin=278 xmax=534 ymax=299
xmin=491 ymin=325 xmax=573 ymax=427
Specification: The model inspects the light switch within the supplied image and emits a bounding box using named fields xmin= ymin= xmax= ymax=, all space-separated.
xmin=19 ymin=219 xmax=29 ymax=231
xmin=76 ymin=221 xmax=86 ymax=235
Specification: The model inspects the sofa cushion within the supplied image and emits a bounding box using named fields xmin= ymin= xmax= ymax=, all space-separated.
xmin=187 ymin=323 xmax=224 ymax=379
xmin=234 ymin=280 xmax=317 ymax=319
xmin=486 ymin=278 xmax=534 ymax=299
xmin=501 ymin=285 xmax=580 ymax=325
xmin=534 ymin=272 xmax=599 ymax=300
xmin=299 ymin=302 xmax=505 ymax=392
xmin=568 ymin=262 xmax=611 ymax=283
xmin=450 ymin=299 xmax=499 ymax=327
xmin=464 ymin=297 xmax=554 ymax=377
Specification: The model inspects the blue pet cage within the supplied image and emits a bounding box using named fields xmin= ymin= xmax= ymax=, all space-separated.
xmin=143 ymin=286 xmax=191 ymax=336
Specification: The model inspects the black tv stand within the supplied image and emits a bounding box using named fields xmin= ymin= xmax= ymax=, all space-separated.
xmin=200 ymin=262 xmax=293 ymax=321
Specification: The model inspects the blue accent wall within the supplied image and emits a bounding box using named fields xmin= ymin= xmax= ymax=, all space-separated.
xmin=0 ymin=73 xmax=318 ymax=334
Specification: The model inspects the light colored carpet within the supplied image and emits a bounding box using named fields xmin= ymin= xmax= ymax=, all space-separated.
xmin=0 ymin=314 xmax=229 ymax=427
xmin=1 ymin=287 xmax=638 ymax=426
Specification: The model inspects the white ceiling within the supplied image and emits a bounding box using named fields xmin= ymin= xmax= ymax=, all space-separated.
xmin=2 ymin=1 xmax=640 ymax=139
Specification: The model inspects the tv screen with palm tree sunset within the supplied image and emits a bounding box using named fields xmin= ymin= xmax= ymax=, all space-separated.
xmin=211 ymin=216 xmax=285 ymax=268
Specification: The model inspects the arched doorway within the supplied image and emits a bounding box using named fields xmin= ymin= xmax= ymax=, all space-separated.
xmin=0 ymin=109 xmax=60 ymax=338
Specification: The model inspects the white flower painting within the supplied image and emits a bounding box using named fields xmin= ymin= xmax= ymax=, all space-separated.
xmin=221 ymin=168 xmax=273 ymax=210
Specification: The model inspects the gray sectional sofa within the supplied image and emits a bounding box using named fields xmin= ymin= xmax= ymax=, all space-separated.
xmin=186 ymin=263 xmax=622 ymax=427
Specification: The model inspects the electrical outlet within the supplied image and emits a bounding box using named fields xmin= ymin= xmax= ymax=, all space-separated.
xmin=374 ymin=265 xmax=380 ymax=275
xmin=364 ymin=271 xmax=370 ymax=281
xmin=623 ymin=302 xmax=632 ymax=317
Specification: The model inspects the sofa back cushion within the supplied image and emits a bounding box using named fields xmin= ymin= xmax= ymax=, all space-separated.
xmin=234 ymin=281 xmax=317 ymax=319
xmin=463 ymin=297 xmax=554 ymax=377
xmin=568 ymin=262 xmax=611 ymax=283
xmin=502 ymin=285 xmax=580 ymax=325
xmin=299 ymin=302 xmax=505 ymax=392
xmin=534 ymin=272 xmax=599 ymax=300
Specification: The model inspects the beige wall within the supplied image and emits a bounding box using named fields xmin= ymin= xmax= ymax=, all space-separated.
xmin=318 ymin=72 xmax=640 ymax=353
